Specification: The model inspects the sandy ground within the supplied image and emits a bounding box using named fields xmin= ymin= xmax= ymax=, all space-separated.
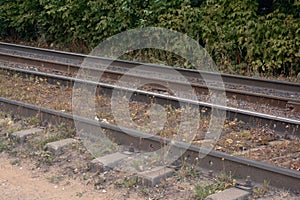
xmin=0 ymin=155 xmax=141 ymax=200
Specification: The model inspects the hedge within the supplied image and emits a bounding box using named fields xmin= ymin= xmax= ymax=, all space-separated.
xmin=0 ymin=0 xmax=299 ymax=76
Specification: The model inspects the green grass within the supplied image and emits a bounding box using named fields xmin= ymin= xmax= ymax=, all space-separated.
xmin=194 ymin=173 xmax=232 ymax=200
xmin=252 ymin=180 xmax=269 ymax=198
xmin=115 ymin=177 xmax=138 ymax=188
xmin=47 ymin=175 xmax=65 ymax=184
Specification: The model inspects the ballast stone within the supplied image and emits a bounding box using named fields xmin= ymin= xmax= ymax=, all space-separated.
xmin=205 ymin=187 xmax=251 ymax=200
xmin=44 ymin=138 xmax=75 ymax=154
xmin=11 ymin=128 xmax=43 ymax=143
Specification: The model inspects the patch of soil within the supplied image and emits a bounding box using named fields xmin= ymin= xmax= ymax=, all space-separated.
xmin=0 ymin=154 xmax=136 ymax=200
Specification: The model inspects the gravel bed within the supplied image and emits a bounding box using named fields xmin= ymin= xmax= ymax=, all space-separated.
xmin=1 ymin=61 xmax=299 ymax=121
xmin=1 ymin=70 xmax=300 ymax=173
xmin=0 ymin=48 xmax=299 ymax=101
xmin=240 ymin=139 xmax=300 ymax=171
xmin=1 ymin=113 xmax=299 ymax=199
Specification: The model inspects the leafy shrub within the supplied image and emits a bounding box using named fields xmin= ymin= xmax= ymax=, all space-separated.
xmin=0 ymin=0 xmax=42 ymax=39
xmin=0 ymin=0 xmax=299 ymax=76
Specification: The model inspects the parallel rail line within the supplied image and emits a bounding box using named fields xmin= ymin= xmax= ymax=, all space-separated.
xmin=1 ymin=65 xmax=299 ymax=135
xmin=1 ymin=42 xmax=300 ymax=192
xmin=0 ymin=42 xmax=300 ymax=111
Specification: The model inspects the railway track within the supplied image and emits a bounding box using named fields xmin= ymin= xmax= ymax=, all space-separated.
xmin=0 ymin=97 xmax=299 ymax=194
xmin=0 ymin=42 xmax=300 ymax=115
xmin=1 ymin=65 xmax=299 ymax=135
xmin=0 ymin=42 xmax=300 ymax=194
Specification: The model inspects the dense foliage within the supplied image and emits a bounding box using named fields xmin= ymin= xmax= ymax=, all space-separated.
xmin=0 ymin=0 xmax=299 ymax=76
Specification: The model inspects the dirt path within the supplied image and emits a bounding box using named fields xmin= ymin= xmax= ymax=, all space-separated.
xmin=0 ymin=155 xmax=140 ymax=200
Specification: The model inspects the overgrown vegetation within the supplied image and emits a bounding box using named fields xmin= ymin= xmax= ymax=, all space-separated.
xmin=194 ymin=173 xmax=233 ymax=200
xmin=252 ymin=180 xmax=270 ymax=198
xmin=115 ymin=176 xmax=138 ymax=188
xmin=0 ymin=0 xmax=299 ymax=77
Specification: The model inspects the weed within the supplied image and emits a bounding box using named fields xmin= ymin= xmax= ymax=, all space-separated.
xmin=177 ymin=164 xmax=201 ymax=180
xmin=194 ymin=173 xmax=232 ymax=200
xmin=132 ymin=160 xmax=140 ymax=171
xmin=0 ymin=142 xmax=8 ymax=152
xmin=0 ymin=138 xmax=13 ymax=152
xmin=47 ymin=175 xmax=65 ymax=184
xmin=76 ymin=192 xmax=83 ymax=197
xmin=152 ymin=152 xmax=160 ymax=162
xmin=253 ymin=180 xmax=270 ymax=198
xmin=140 ymin=187 xmax=149 ymax=196
xmin=72 ymin=141 xmax=87 ymax=154
xmin=30 ymin=134 xmax=61 ymax=150
xmin=218 ymin=172 xmax=232 ymax=183
xmin=10 ymin=159 xmax=20 ymax=165
xmin=239 ymin=130 xmax=251 ymax=138
xmin=55 ymin=123 xmax=74 ymax=138
xmin=27 ymin=123 xmax=73 ymax=151
xmin=34 ymin=150 xmax=53 ymax=164
xmin=115 ymin=177 xmax=138 ymax=188
xmin=27 ymin=116 xmax=40 ymax=126
xmin=6 ymin=127 xmax=21 ymax=135
xmin=195 ymin=183 xmax=216 ymax=200
xmin=83 ymin=173 xmax=89 ymax=180
xmin=184 ymin=166 xmax=201 ymax=178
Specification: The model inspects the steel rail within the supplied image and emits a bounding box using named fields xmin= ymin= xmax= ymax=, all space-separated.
xmin=0 ymin=43 xmax=299 ymax=111
xmin=1 ymin=41 xmax=300 ymax=94
xmin=0 ymin=42 xmax=300 ymax=92
xmin=0 ymin=42 xmax=85 ymax=63
xmin=0 ymin=97 xmax=299 ymax=192
xmin=1 ymin=65 xmax=299 ymax=136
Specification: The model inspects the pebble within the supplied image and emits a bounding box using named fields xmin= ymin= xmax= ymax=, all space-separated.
xmin=139 ymin=165 xmax=144 ymax=171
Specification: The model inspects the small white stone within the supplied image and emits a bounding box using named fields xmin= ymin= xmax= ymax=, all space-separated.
xmin=139 ymin=165 xmax=144 ymax=171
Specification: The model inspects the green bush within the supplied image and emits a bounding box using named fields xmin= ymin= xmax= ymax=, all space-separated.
xmin=0 ymin=0 xmax=42 ymax=39
xmin=38 ymin=0 xmax=89 ymax=44
xmin=198 ymin=0 xmax=300 ymax=75
xmin=0 ymin=0 xmax=299 ymax=76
